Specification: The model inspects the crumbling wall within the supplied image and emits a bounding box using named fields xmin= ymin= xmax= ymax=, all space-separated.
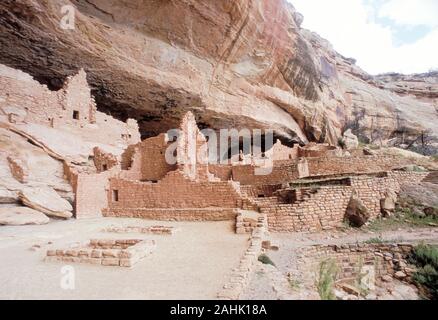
xmin=231 ymin=160 xmax=308 ymax=185
xmin=0 ymin=64 xmax=140 ymax=147
xmin=75 ymin=170 xmax=117 ymax=219
xmin=265 ymin=186 xmax=352 ymax=232
xmin=307 ymin=155 xmax=413 ymax=176
xmin=103 ymin=170 xmax=243 ymax=221
xmin=93 ymin=147 xmax=119 ymax=173
xmin=266 ymin=141 xmax=299 ymax=161
xmin=137 ymin=134 xmax=176 ymax=181
xmin=262 ymin=172 xmax=428 ymax=232
xmin=290 ymin=243 xmax=415 ymax=289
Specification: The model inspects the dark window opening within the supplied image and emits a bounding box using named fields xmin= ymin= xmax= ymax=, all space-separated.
xmin=73 ymin=110 xmax=80 ymax=120
xmin=112 ymin=190 xmax=119 ymax=202
xmin=258 ymin=194 xmax=265 ymax=198
xmin=102 ymin=164 xmax=108 ymax=171
xmin=151 ymin=180 xmax=158 ymax=184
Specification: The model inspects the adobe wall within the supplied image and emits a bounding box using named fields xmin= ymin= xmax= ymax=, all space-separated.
xmin=93 ymin=147 xmax=119 ymax=173
xmin=208 ymin=165 xmax=233 ymax=181
xmin=231 ymin=159 xmax=309 ymax=186
xmin=307 ymin=155 xmax=413 ymax=176
xmin=266 ymin=185 xmax=352 ymax=232
xmin=75 ymin=170 xmax=118 ymax=219
xmin=266 ymin=141 xmax=299 ymax=161
xmin=103 ymin=170 xmax=243 ymax=221
xmin=0 ymin=64 xmax=140 ymax=147
xmin=264 ymin=172 xmax=428 ymax=232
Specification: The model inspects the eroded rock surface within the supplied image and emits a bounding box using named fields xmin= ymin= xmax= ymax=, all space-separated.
xmin=0 ymin=0 xmax=436 ymax=151
xmin=19 ymin=187 xmax=73 ymax=219
xmin=0 ymin=207 xmax=50 ymax=226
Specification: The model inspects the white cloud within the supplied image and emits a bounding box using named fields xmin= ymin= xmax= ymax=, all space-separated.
xmin=380 ymin=0 xmax=438 ymax=27
xmin=290 ymin=0 xmax=438 ymax=74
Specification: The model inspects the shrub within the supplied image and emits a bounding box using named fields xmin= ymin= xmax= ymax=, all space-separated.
xmin=338 ymin=137 xmax=346 ymax=149
xmin=258 ymin=254 xmax=276 ymax=267
xmin=410 ymin=244 xmax=438 ymax=299
xmin=316 ymin=259 xmax=338 ymax=300
xmin=364 ymin=237 xmax=385 ymax=244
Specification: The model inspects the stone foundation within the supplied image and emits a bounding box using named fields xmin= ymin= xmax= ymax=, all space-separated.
xmin=290 ymin=243 xmax=416 ymax=289
xmin=218 ymin=215 xmax=268 ymax=300
xmin=104 ymin=225 xmax=176 ymax=235
xmin=45 ymin=239 xmax=156 ymax=268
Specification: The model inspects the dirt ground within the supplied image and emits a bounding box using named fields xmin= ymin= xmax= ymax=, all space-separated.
xmin=0 ymin=218 xmax=249 ymax=300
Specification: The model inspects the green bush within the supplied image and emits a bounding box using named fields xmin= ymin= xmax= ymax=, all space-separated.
xmin=364 ymin=237 xmax=385 ymax=244
xmin=338 ymin=138 xmax=346 ymax=149
xmin=410 ymin=244 xmax=438 ymax=299
xmin=258 ymin=254 xmax=276 ymax=267
xmin=316 ymin=259 xmax=338 ymax=300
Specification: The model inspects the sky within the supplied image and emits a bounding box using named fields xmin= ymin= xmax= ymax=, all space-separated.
xmin=289 ymin=0 xmax=438 ymax=75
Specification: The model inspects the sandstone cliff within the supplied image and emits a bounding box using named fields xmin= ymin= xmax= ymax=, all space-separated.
xmin=0 ymin=0 xmax=437 ymax=152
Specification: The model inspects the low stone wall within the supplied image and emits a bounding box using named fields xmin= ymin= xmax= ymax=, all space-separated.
xmin=104 ymin=225 xmax=176 ymax=235
xmin=218 ymin=215 xmax=268 ymax=300
xmin=262 ymin=171 xmax=428 ymax=233
xmin=307 ymin=155 xmax=413 ymax=177
xmin=45 ymin=239 xmax=156 ymax=268
xmin=106 ymin=171 xmax=242 ymax=209
xmin=290 ymin=243 xmax=416 ymax=289
xmin=103 ymin=208 xmax=238 ymax=221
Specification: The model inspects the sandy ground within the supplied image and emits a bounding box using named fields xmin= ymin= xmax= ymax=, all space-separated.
xmin=0 ymin=218 xmax=249 ymax=300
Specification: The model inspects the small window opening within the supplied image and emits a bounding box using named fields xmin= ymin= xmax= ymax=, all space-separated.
xmin=73 ymin=110 xmax=80 ymax=120
xmin=102 ymin=164 xmax=108 ymax=171
xmin=112 ymin=190 xmax=119 ymax=202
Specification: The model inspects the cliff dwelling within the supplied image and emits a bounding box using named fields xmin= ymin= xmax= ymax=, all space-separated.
xmin=0 ymin=0 xmax=437 ymax=303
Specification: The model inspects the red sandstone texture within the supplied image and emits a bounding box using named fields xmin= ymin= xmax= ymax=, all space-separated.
xmin=0 ymin=1 xmax=437 ymax=233
xmin=0 ymin=0 xmax=437 ymax=152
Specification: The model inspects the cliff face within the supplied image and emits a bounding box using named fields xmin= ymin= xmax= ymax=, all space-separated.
xmin=0 ymin=0 xmax=437 ymax=152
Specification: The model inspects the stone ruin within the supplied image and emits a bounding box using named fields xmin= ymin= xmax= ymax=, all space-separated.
xmin=45 ymin=239 xmax=156 ymax=268
xmin=0 ymin=65 xmax=434 ymax=235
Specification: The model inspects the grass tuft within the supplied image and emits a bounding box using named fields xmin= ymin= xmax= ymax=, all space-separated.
xmin=258 ymin=254 xmax=276 ymax=267
xmin=409 ymin=243 xmax=438 ymax=300
xmin=316 ymin=259 xmax=338 ymax=300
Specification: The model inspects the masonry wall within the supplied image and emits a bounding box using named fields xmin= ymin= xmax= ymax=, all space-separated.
xmin=262 ymin=172 xmax=428 ymax=232
xmin=290 ymin=243 xmax=415 ymax=289
xmin=0 ymin=64 xmax=140 ymax=147
xmin=231 ymin=160 xmax=306 ymax=186
xmin=103 ymin=170 xmax=243 ymax=221
xmin=208 ymin=165 xmax=233 ymax=181
xmin=93 ymin=147 xmax=119 ymax=173
xmin=129 ymin=134 xmax=177 ymax=181
xmin=307 ymin=155 xmax=413 ymax=176
xmin=75 ymin=170 xmax=118 ymax=219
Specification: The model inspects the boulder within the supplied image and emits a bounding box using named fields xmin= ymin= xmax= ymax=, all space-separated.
xmin=363 ymin=147 xmax=377 ymax=156
xmin=380 ymin=190 xmax=397 ymax=217
xmin=0 ymin=207 xmax=50 ymax=225
xmin=342 ymin=129 xmax=359 ymax=150
xmin=345 ymin=193 xmax=370 ymax=227
xmin=423 ymin=207 xmax=438 ymax=218
xmin=0 ymin=186 xmax=18 ymax=204
xmin=19 ymin=187 xmax=73 ymax=219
